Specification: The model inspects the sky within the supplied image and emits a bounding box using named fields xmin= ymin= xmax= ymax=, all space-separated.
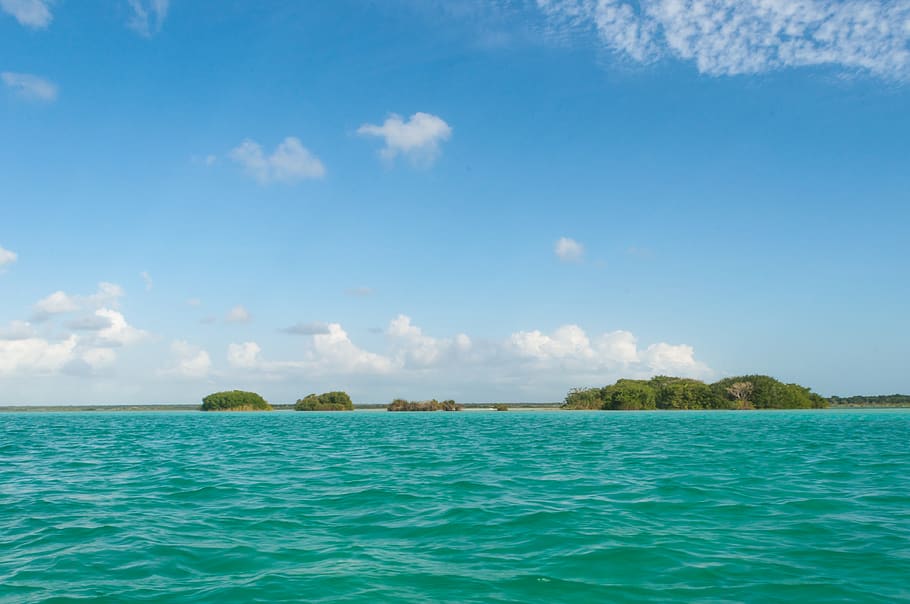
xmin=1 ymin=0 xmax=909 ymax=404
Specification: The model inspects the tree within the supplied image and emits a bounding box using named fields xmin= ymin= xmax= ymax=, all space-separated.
xmin=562 ymin=387 xmax=605 ymax=409
xmin=295 ymin=391 xmax=354 ymax=411
xmin=725 ymin=382 xmax=754 ymax=409
xmin=602 ymin=380 xmax=657 ymax=410
xmin=201 ymin=390 xmax=272 ymax=411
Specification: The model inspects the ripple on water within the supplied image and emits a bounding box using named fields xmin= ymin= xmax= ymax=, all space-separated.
xmin=1 ymin=410 xmax=909 ymax=603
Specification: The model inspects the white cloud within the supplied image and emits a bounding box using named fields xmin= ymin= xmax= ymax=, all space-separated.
xmin=140 ymin=271 xmax=153 ymax=291
xmin=81 ymin=347 xmax=116 ymax=369
xmin=0 ymin=320 xmax=34 ymax=340
xmin=536 ymin=0 xmax=910 ymax=79
xmin=95 ymin=308 xmax=148 ymax=347
xmin=187 ymin=297 xmax=202 ymax=307
xmin=0 ymin=0 xmax=52 ymax=28
xmin=226 ymin=305 xmax=252 ymax=324
xmin=228 ymin=324 xmax=393 ymax=377
xmin=357 ymin=112 xmax=452 ymax=166
xmin=1 ymin=72 xmax=57 ymax=102
xmin=0 ymin=335 xmax=76 ymax=375
xmin=227 ymin=341 xmax=262 ymax=369
xmin=164 ymin=340 xmax=212 ymax=379
xmin=387 ymin=314 xmax=471 ymax=367
xmin=32 ymin=282 xmax=124 ymax=321
xmin=229 ymin=137 xmax=326 ymax=184
xmin=33 ymin=291 xmax=79 ymax=317
xmin=127 ymin=0 xmax=169 ymax=37
xmin=508 ymin=322 xmax=709 ymax=380
xmin=0 ymin=245 xmax=17 ymax=268
xmin=219 ymin=317 xmax=709 ymax=400
xmin=554 ymin=237 xmax=584 ymax=262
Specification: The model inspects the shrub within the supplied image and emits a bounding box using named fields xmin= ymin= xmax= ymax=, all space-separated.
xmin=562 ymin=387 xmax=605 ymax=410
xmin=493 ymin=403 xmax=509 ymax=411
xmin=295 ymin=391 xmax=354 ymax=411
xmin=387 ymin=398 xmax=463 ymax=412
xmin=201 ymin=390 xmax=272 ymax=411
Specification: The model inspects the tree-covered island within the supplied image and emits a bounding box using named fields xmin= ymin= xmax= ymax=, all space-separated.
xmin=294 ymin=391 xmax=354 ymax=411
xmin=201 ymin=390 xmax=273 ymax=411
xmin=563 ymin=375 xmax=827 ymax=410
xmin=387 ymin=399 xmax=463 ymax=412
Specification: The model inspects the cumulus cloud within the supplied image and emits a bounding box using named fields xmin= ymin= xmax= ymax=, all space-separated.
xmin=0 ymin=320 xmax=34 ymax=340
xmin=0 ymin=245 xmax=17 ymax=268
xmin=227 ymin=341 xmax=261 ymax=368
xmin=536 ymin=0 xmax=910 ymax=79
xmin=1 ymin=72 xmax=57 ymax=102
xmin=226 ymin=305 xmax=252 ymax=324
xmin=0 ymin=335 xmax=77 ymax=375
xmin=94 ymin=309 xmax=148 ymax=346
xmin=163 ymin=340 xmax=212 ymax=379
xmin=554 ymin=237 xmax=584 ymax=262
xmin=229 ymin=137 xmax=326 ymax=184
xmin=127 ymin=0 xmax=169 ymax=37
xmin=0 ymin=0 xmax=52 ymax=28
xmin=220 ymin=315 xmax=707 ymax=400
xmin=279 ymin=321 xmax=331 ymax=336
xmin=508 ymin=323 xmax=709 ymax=378
xmin=387 ymin=314 xmax=472 ymax=367
xmin=357 ymin=112 xmax=452 ymax=166
xmin=32 ymin=282 xmax=124 ymax=321
xmin=228 ymin=324 xmax=393 ymax=377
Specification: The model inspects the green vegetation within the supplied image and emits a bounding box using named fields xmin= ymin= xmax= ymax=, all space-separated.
xmin=387 ymin=399 xmax=463 ymax=412
xmin=829 ymin=394 xmax=910 ymax=407
xmin=295 ymin=391 xmax=354 ymax=411
xmin=201 ymin=390 xmax=272 ymax=411
xmin=563 ymin=375 xmax=828 ymax=410
xmin=493 ymin=403 xmax=509 ymax=411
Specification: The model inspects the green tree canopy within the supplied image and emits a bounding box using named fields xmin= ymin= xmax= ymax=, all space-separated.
xmin=563 ymin=375 xmax=827 ymax=411
xmin=602 ymin=379 xmax=657 ymax=410
xmin=201 ymin=390 xmax=272 ymax=411
xmin=295 ymin=391 xmax=354 ymax=411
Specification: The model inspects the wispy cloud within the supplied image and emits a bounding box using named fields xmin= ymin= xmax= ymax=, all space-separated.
xmin=345 ymin=286 xmax=374 ymax=298
xmin=554 ymin=237 xmax=584 ymax=262
xmin=127 ymin=0 xmax=169 ymax=37
xmin=0 ymin=245 xmax=17 ymax=269
xmin=358 ymin=112 xmax=452 ymax=166
xmin=229 ymin=137 xmax=326 ymax=184
xmin=0 ymin=0 xmax=52 ymax=29
xmin=1 ymin=72 xmax=58 ymax=102
xmin=536 ymin=0 xmax=910 ymax=79
xmin=279 ymin=321 xmax=332 ymax=336
xmin=226 ymin=305 xmax=252 ymax=324
xmin=140 ymin=271 xmax=153 ymax=291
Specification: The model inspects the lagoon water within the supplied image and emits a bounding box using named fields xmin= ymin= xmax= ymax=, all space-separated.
xmin=1 ymin=410 xmax=909 ymax=603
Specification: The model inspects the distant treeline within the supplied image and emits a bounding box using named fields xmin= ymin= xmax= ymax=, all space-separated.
xmin=200 ymin=390 xmax=463 ymax=412
xmin=563 ymin=375 xmax=828 ymax=410
xmin=828 ymin=394 xmax=910 ymax=407
xmin=387 ymin=399 xmax=462 ymax=412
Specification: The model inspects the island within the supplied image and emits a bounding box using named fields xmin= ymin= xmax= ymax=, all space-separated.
xmin=201 ymin=390 xmax=273 ymax=411
xmin=387 ymin=398 xmax=463 ymax=412
xmin=562 ymin=375 xmax=827 ymax=410
xmin=294 ymin=391 xmax=354 ymax=411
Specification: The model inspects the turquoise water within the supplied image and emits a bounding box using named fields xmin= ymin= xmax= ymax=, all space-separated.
xmin=1 ymin=411 xmax=909 ymax=603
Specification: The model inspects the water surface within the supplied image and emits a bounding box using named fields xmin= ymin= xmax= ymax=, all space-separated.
xmin=1 ymin=410 xmax=908 ymax=602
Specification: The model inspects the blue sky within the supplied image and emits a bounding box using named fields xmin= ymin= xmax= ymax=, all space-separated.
xmin=1 ymin=0 xmax=909 ymax=404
